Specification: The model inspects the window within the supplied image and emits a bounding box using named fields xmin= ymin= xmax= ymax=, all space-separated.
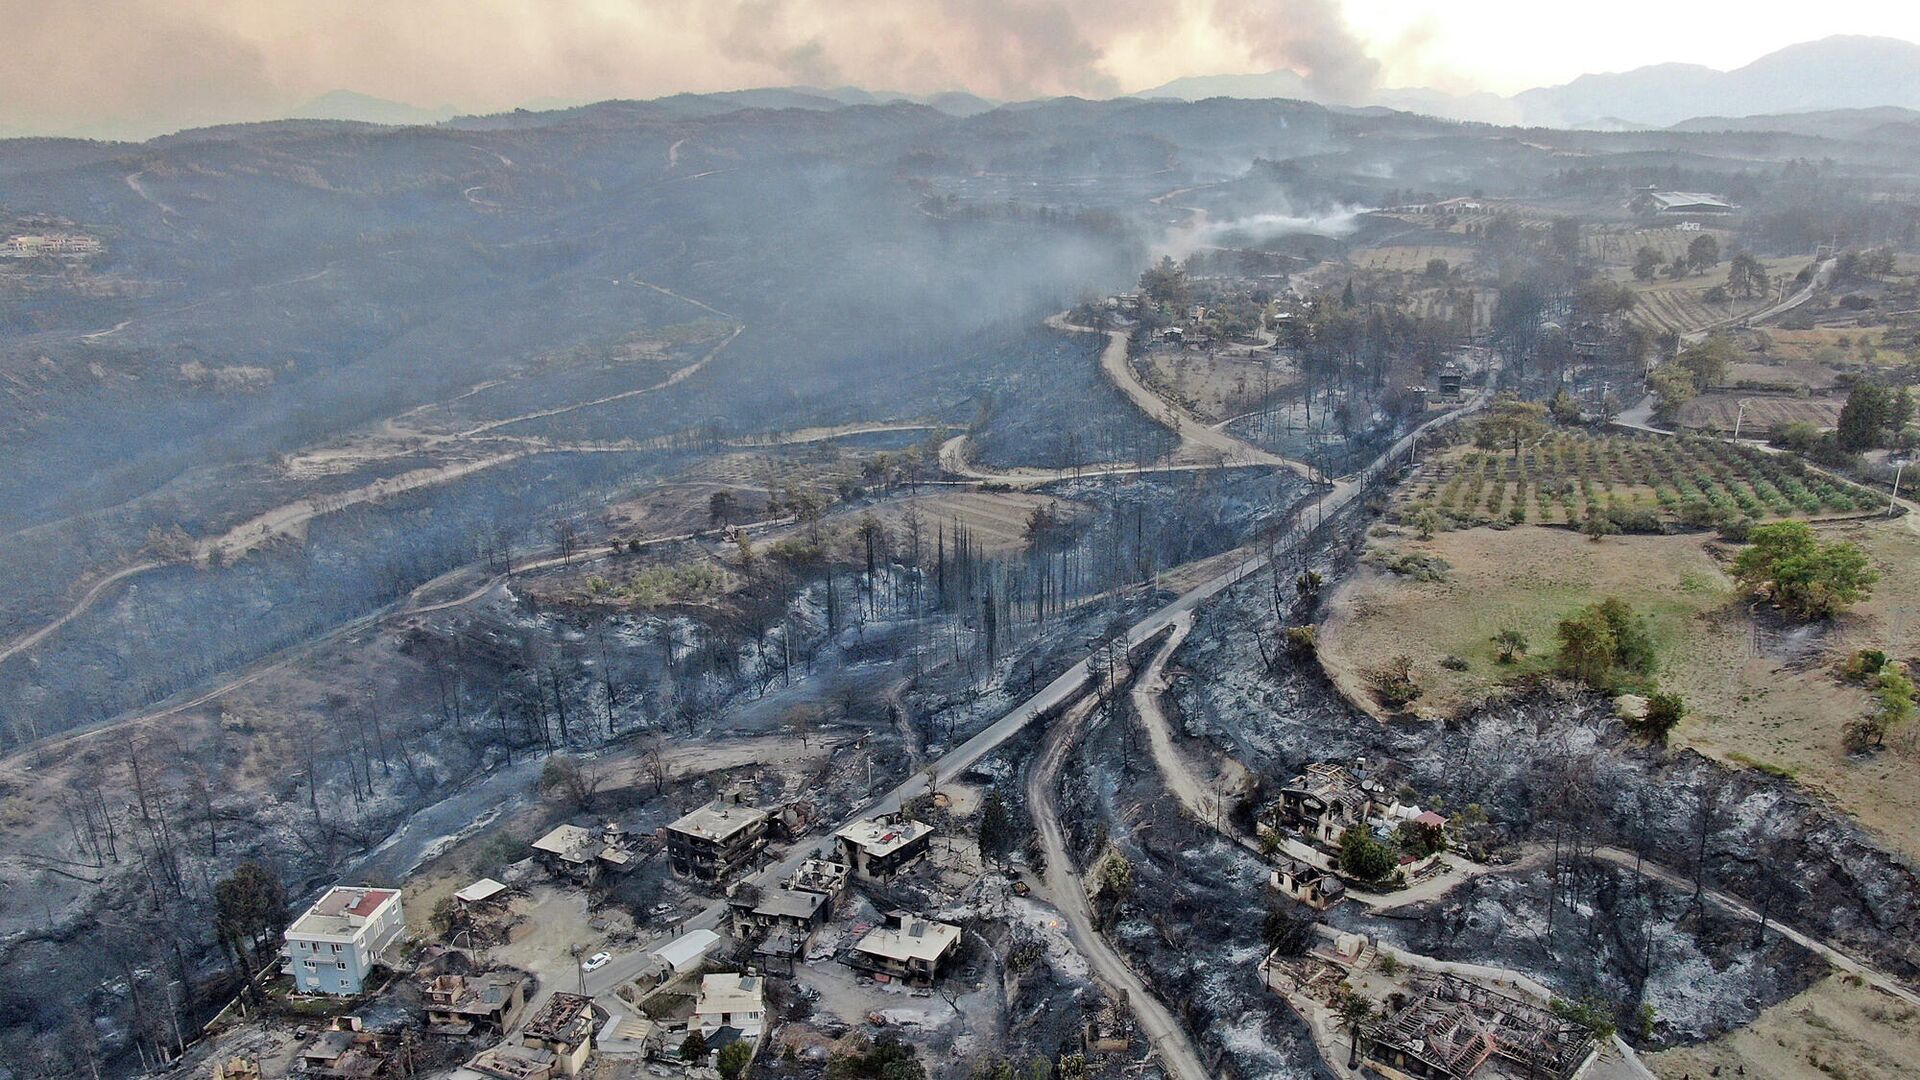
xmin=304 ymin=960 xmax=316 ymax=969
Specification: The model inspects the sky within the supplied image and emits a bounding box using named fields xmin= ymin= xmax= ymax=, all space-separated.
xmin=2 ymin=0 xmax=1917 ymax=139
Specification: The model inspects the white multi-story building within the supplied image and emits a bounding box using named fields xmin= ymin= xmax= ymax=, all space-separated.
xmin=281 ymin=886 xmax=405 ymax=995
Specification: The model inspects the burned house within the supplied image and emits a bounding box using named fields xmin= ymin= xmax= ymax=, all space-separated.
xmin=665 ymin=796 xmax=770 ymax=885
xmin=835 ymin=816 xmax=934 ymax=883
xmin=517 ymin=992 xmax=599 ymax=1076
xmin=1368 ymin=974 xmax=1595 ymax=1080
xmin=728 ymin=882 xmax=832 ymax=942
xmin=297 ymin=1019 xmax=390 ymax=1078
xmin=422 ymin=971 xmax=528 ymax=1035
xmin=529 ymin=823 xmax=637 ymax=885
xmin=1265 ymin=940 xmax=1596 ymax=1080
xmin=1270 ymin=763 xmax=1377 ymax=847
xmin=1270 ymin=860 xmax=1346 ymax=910
xmin=850 ymin=912 xmax=961 ymax=986
xmin=789 ymin=856 xmax=851 ymax=900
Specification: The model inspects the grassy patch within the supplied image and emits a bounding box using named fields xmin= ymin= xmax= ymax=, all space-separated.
xmin=1323 ymin=516 xmax=1920 ymax=863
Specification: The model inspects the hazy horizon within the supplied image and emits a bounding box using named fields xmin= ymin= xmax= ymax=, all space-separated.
xmin=4 ymin=0 xmax=1918 ymax=140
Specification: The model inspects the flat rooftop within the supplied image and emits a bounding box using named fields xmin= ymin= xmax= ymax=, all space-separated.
xmin=745 ymin=887 xmax=828 ymax=921
xmin=836 ymin=817 xmax=932 ymax=857
xmin=288 ymin=886 xmax=398 ymax=939
xmin=855 ymin=915 xmax=960 ymax=964
xmin=696 ymin=972 xmax=764 ymax=1016
xmin=668 ymin=802 xmax=769 ymax=842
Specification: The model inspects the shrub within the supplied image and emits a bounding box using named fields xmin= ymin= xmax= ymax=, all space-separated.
xmin=1636 ymin=691 xmax=1686 ymax=744
xmin=1556 ymin=597 xmax=1656 ymax=689
xmin=1285 ymin=625 xmax=1318 ymax=657
xmin=1492 ymin=627 xmax=1528 ymax=663
xmin=1363 ymin=655 xmax=1424 ymax=709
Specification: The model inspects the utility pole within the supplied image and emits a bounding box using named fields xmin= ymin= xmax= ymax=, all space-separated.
xmin=1731 ymin=398 xmax=1750 ymax=443
xmin=1890 ymin=456 xmax=1908 ymax=516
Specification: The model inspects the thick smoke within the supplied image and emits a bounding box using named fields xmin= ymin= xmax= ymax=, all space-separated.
xmin=0 ymin=0 xmax=1384 ymax=138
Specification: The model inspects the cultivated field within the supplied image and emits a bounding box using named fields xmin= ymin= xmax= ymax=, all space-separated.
xmin=1351 ymin=244 xmax=1475 ymax=274
xmin=862 ymin=490 xmax=1089 ymax=556
xmin=1322 ymin=515 xmax=1920 ymax=861
xmin=1584 ymin=225 xmax=1734 ymax=267
xmin=1142 ymin=349 xmax=1294 ymax=424
xmin=1613 ymin=255 xmax=1808 ymax=336
xmin=1407 ymin=431 xmax=1874 ymax=526
xmin=1677 ymin=392 xmax=1843 ymax=434
xmin=1764 ymin=326 xmax=1913 ymax=367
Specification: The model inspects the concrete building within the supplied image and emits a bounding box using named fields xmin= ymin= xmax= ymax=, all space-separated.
xmin=850 ymin=912 xmax=961 ymax=985
xmin=728 ymin=883 xmax=832 ymax=942
xmin=282 ymin=886 xmax=405 ymax=995
xmin=530 ymin=822 xmax=637 ymax=885
xmin=665 ymin=798 xmax=770 ymax=885
xmin=694 ymin=972 xmax=766 ymax=1039
xmin=835 ymin=816 xmax=934 ymax=882
xmin=423 ymin=972 xmax=528 ymax=1035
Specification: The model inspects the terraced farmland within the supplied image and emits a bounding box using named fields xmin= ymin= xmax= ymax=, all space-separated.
xmin=1408 ymin=431 xmax=1874 ymax=527
xmin=1353 ymin=244 xmax=1475 ymax=274
xmin=1585 ymin=226 xmax=1733 ymax=266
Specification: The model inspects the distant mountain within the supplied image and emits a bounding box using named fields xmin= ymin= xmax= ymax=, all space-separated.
xmin=1138 ymin=35 xmax=1920 ymax=131
xmin=289 ymin=90 xmax=459 ymax=127
xmin=1515 ymin=36 xmax=1920 ymax=127
xmin=1668 ymin=106 xmax=1920 ymax=139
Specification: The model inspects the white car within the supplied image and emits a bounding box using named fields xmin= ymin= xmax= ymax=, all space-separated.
xmin=582 ymin=951 xmax=612 ymax=973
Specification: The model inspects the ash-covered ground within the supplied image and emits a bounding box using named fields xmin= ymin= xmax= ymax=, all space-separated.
xmin=1052 ymin=700 xmax=1332 ymax=1079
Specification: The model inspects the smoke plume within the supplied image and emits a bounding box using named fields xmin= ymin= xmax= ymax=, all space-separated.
xmin=0 ymin=0 xmax=1385 ymax=139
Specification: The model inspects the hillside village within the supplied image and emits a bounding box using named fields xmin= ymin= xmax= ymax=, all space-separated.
xmin=0 ymin=50 xmax=1918 ymax=1080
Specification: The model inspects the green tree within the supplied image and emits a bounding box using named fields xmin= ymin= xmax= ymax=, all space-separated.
xmin=1869 ymin=666 xmax=1918 ymax=748
xmin=1336 ymin=992 xmax=1378 ymax=1069
xmin=1686 ymin=233 xmax=1720 ymax=274
xmin=718 ymin=1041 xmax=753 ymax=1079
xmin=1726 ymin=252 xmax=1768 ymax=298
xmin=1595 ymin=597 xmax=1656 ymax=676
xmin=1338 ymin=826 xmax=1398 ymax=883
xmin=1138 ymin=255 xmax=1191 ymax=311
xmin=1632 ymin=245 xmax=1663 ymax=282
xmin=1474 ymin=395 xmax=1548 ymax=458
xmin=214 ymin=861 xmax=287 ymax=973
xmin=1424 ymin=257 xmax=1451 ymax=281
xmin=1556 ymin=607 xmax=1618 ymax=687
xmin=1732 ymin=522 xmax=1877 ymax=619
xmin=1836 ymin=382 xmax=1894 ymax=451
xmin=1676 ymin=336 xmax=1736 ymax=390
xmin=1549 ymin=386 xmax=1582 ymax=424
xmin=681 ymin=1031 xmax=708 ymax=1063
xmin=1648 ymin=365 xmax=1697 ymax=423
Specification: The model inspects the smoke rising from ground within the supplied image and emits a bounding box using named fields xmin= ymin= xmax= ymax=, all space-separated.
xmin=0 ymin=0 xmax=1383 ymax=139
